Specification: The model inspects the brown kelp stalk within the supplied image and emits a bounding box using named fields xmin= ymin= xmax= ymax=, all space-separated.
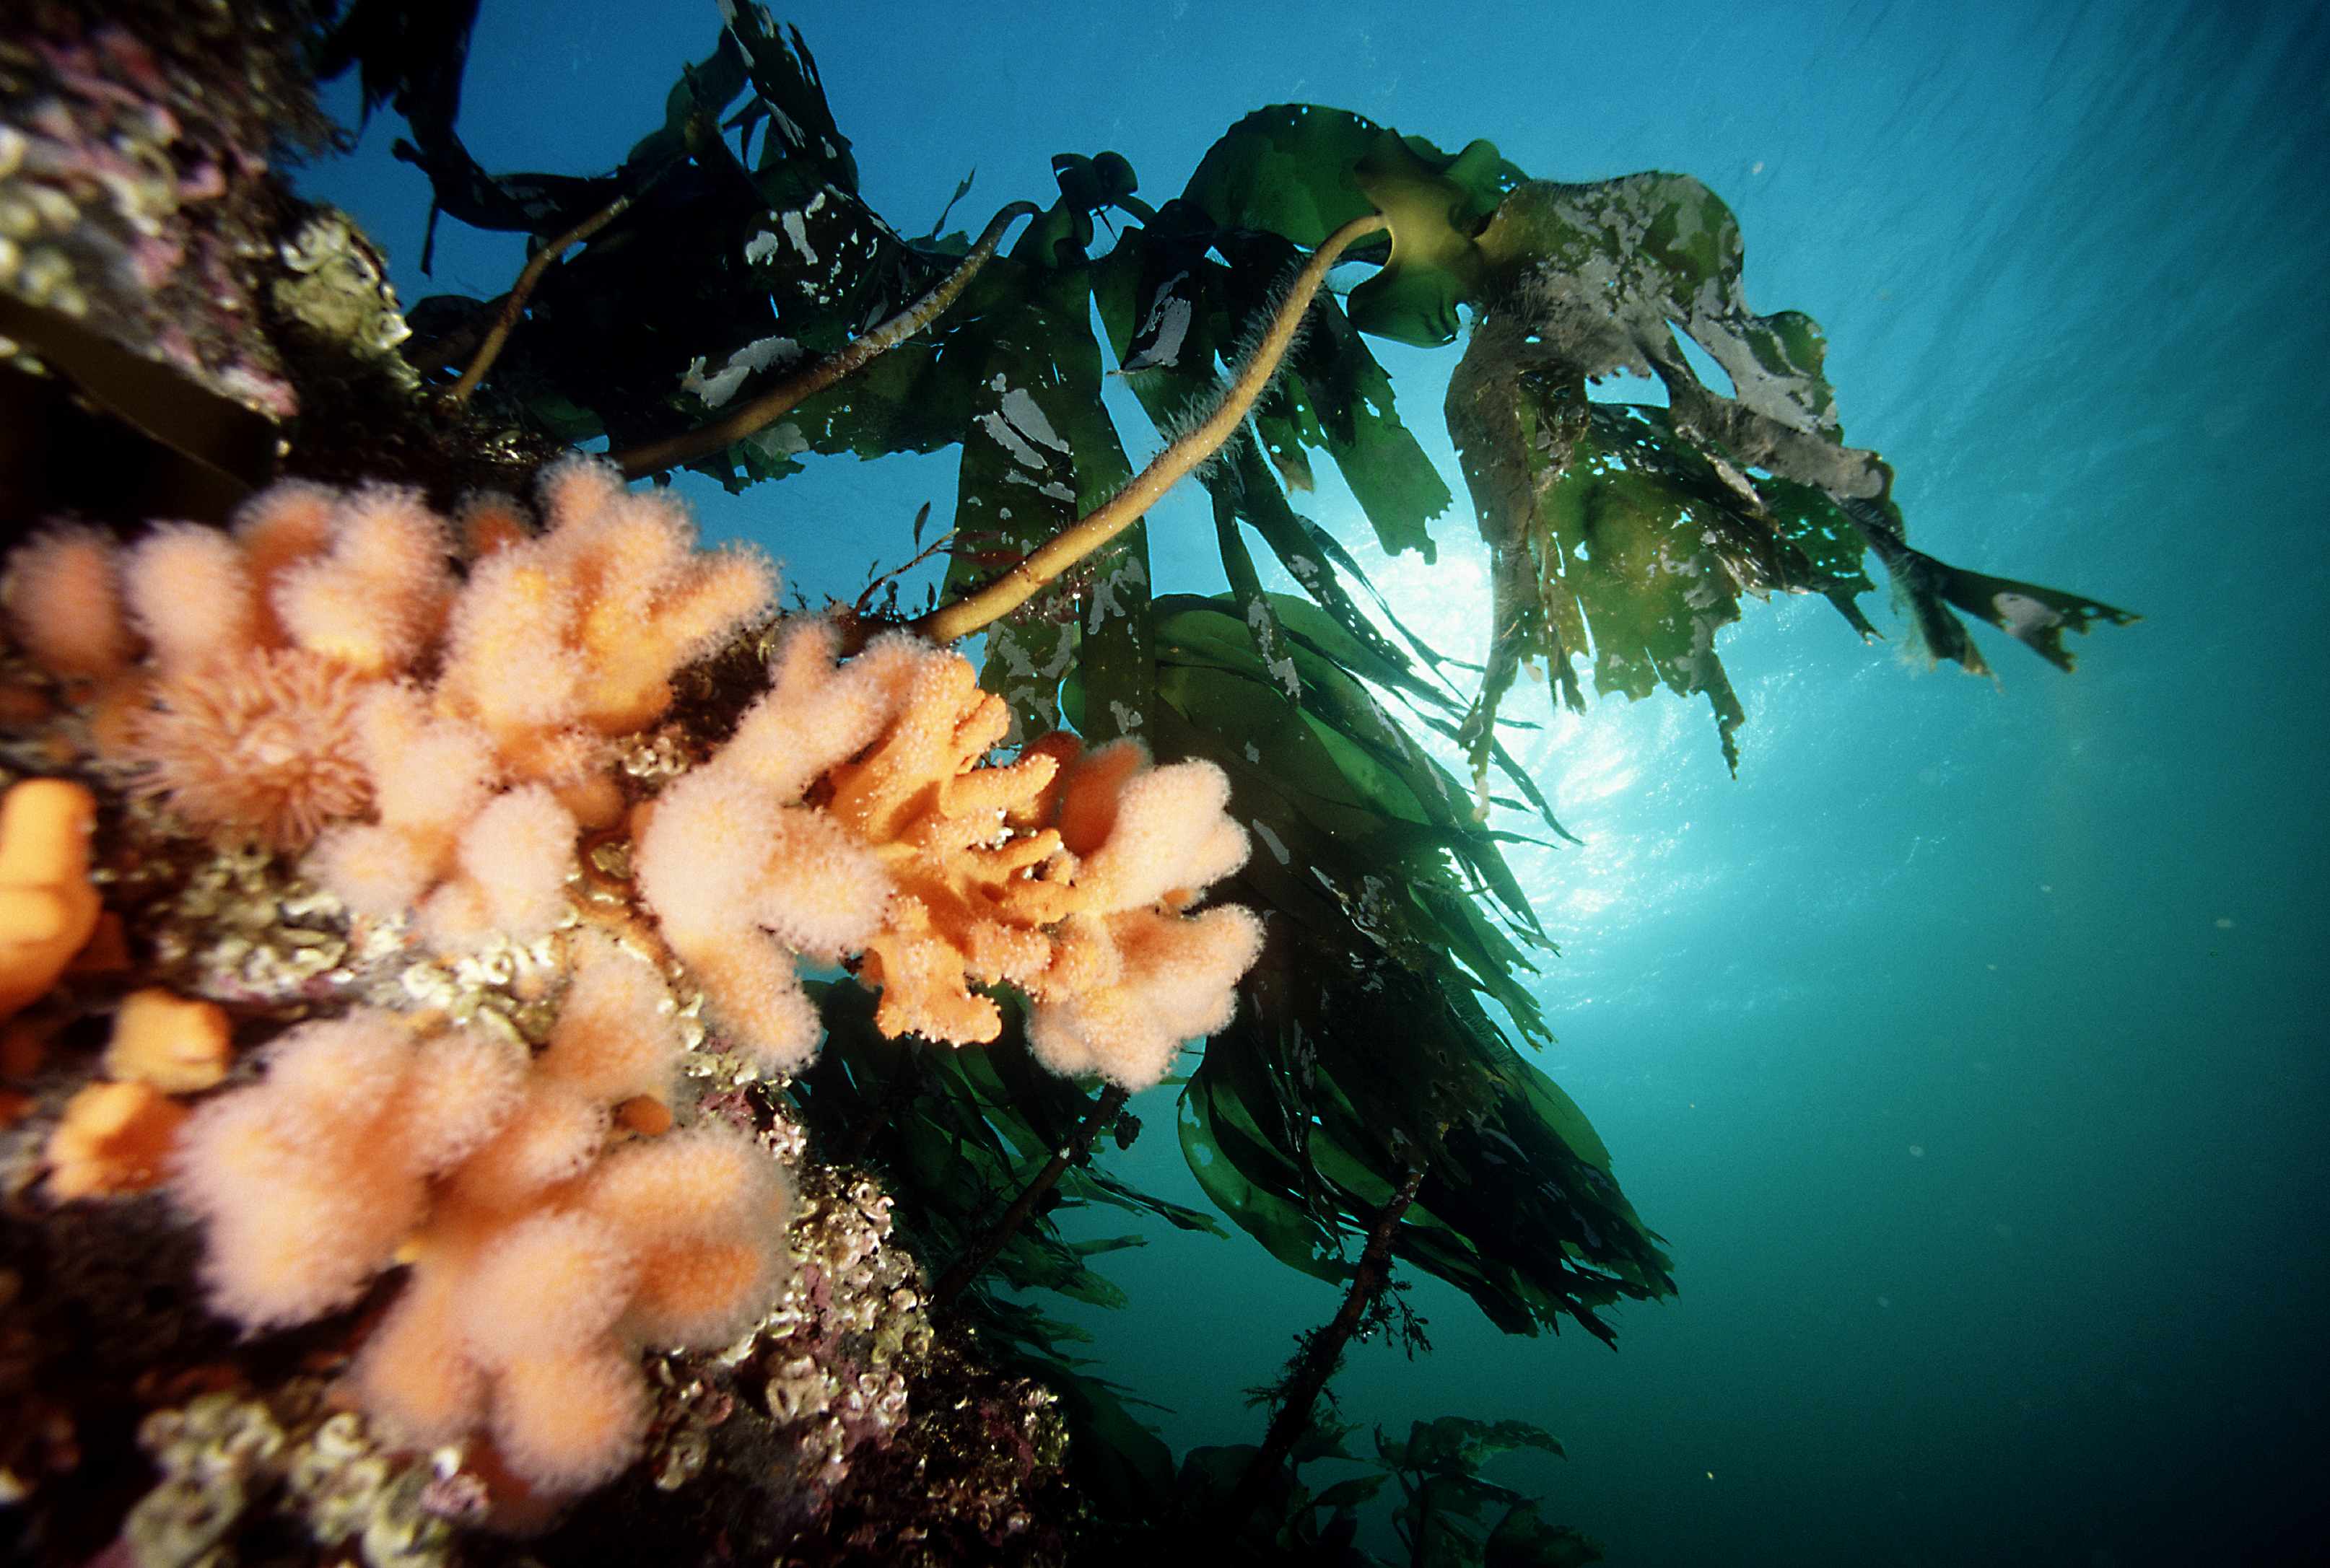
xmin=446 ymin=183 xmax=650 ymax=403
xmin=930 ymin=1082 xmax=1132 ymax=1308
xmin=1208 ymin=1163 xmax=1428 ymax=1543
xmin=611 ymin=201 xmax=1039 ymax=478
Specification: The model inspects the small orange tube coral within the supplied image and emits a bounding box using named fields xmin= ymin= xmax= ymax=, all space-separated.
xmin=45 ymin=1079 xmax=189 ymax=1199
xmin=102 ymin=988 xmax=233 ymax=1094
xmin=0 ymin=779 xmax=101 ymax=1022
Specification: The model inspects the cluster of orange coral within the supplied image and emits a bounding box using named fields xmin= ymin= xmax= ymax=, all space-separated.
xmin=44 ymin=987 xmax=235 ymax=1199
xmin=635 ymin=622 xmax=1262 ymax=1089
xmin=1 ymin=778 xmax=230 ymax=1193
xmin=4 ymin=469 xmax=1259 ymax=1087
xmin=1 ymin=460 xmax=1262 ymax=1526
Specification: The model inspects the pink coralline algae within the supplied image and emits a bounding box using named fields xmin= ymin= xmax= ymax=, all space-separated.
xmin=0 ymin=15 xmax=323 ymax=420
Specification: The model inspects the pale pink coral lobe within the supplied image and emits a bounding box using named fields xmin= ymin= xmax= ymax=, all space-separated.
xmin=1 ymin=525 xmax=137 ymax=681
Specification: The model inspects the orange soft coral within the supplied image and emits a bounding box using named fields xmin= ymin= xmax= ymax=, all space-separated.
xmin=4 ymin=465 xmax=772 ymax=951
xmin=834 ymin=649 xmax=1075 ymax=1044
xmin=1 ymin=483 xmax=457 ymax=849
xmin=633 ymin=622 xmax=908 ymax=1073
xmin=822 ymin=681 xmax=1262 ymax=1087
xmin=1005 ymin=742 xmax=1265 ymax=1086
xmin=1 ymin=525 xmax=138 ymax=683
xmin=635 ymin=626 xmax=1262 ymax=1088
xmin=294 ymin=460 xmax=775 ymax=952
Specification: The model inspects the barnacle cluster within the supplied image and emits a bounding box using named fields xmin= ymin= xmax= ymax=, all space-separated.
xmin=123 ymin=1381 xmax=489 ymax=1568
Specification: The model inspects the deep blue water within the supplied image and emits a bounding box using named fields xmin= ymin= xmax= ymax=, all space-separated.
xmin=300 ymin=2 xmax=2329 ymax=1562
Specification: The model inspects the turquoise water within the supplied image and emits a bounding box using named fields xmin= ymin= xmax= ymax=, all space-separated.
xmin=302 ymin=2 xmax=2328 ymax=1562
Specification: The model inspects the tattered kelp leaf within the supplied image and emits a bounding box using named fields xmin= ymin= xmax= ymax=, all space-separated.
xmin=398 ymin=19 xmax=946 ymax=470
xmin=716 ymin=6 xmax=858 ymax=193
xmin=932 ymin=253 xmax=1152 ymax=740
xmin=1445 ymin=172 xmax=2132 ymax=776
xmin=1844 ymin=496 xmax=2140 ymax=675
xmin=316 ymin=0 xmax=480 ymax=144
xmin=387 ymin=19 xmax=746 ymax=253
xmin=1375 ymin=1418 xmax=1596 ymax=1568
xmin=1376 ymin=1416 xmax=1566 ymax=1478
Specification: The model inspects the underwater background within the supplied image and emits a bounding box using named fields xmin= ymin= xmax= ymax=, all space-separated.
xmin=293 ymin=1 xmax=2329 ymax=1564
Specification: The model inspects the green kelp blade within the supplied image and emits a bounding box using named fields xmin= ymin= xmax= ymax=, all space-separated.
xmin=794 ymin=984 xmax=1149 ymax=1325
xmin=1092 ymin=229 xmax=1449 ymax=690
xmin=1179 ymin=1071 xmax=1351 ymax=1285
xmin=1485 ymin=1502 xmax=1606 ymax=1568
xmin=1182 ymin=105 xmax=1384 ymax=247
xmin=719 ymin=8 xmax=858 ymax=191
xmin=1381 ymin=1416 xmax=1566 ymax=1476
xmin=1149 ymin=595 xmax=1549 ymax=956
xmin=1182 ymin=105 xmax=1524 ymax=346
xmin=1147 ymin=596 xmax=1669 ymax=1339
xmin=1069 ymin=1163 xmax=1227 ymax=1237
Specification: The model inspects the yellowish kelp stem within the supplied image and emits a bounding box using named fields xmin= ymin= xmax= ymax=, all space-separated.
xmin=914 ymin=211 xmax=1390 ymax=645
